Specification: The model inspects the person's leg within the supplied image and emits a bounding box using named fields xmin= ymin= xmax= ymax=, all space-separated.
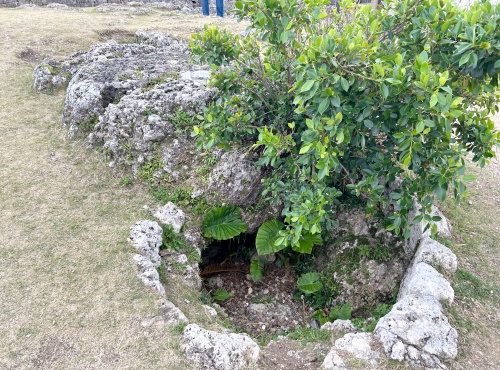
xmin=216 ymin=0 xmax=223 ymax=17
xmin=202 ymin=0 xmax=209 ymax=16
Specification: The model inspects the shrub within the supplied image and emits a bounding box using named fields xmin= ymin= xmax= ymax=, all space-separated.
xmin=191 ymin=0 xmax=500 ymax=253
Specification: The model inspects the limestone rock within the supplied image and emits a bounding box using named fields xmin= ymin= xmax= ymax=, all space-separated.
xmin=322 ymin=349 xmax=347 ymax=370
xmin=33 ymin=59 xmax=68 ymax=91
xmin=159 ymin=298 xmax=188 ymax=325
xmin=88 ymin=72 xmax=212 ymax=177
xmin=413 ymin=237 xmax=458 ymax=274
xmin=314 ymin=208 xmax=409 ymax=313
xmin=374 ymin=294 xmax=458 ymax=368
xmin=153 ymin=202 xmax=185 ymax=233
xmin=321 ymin=320 xmax=357 ymax=334
xmin=129 ymin=220 xmax=162 ymax=267
xmin=132 ymin=254 xmax=165 ymax=295
xmin=334 ymin=333 xmax=380 ymax=366
xmin=34 ymin=32 xmax=192 ymax=137
xmin=207 ymin=150 xmax=262 ymax=206
xmin=398 ymin=262 xmax=454 ymax=304
xmin=181 ymin=324 xmax=260 ymax=370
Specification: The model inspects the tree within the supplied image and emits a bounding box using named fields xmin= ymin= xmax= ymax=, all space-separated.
xmin=191 ymin=0 xmax=500 ymax=255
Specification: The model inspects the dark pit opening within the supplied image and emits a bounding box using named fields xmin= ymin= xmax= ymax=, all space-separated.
xmin=200 ymin=233 xmax=309 ymax=340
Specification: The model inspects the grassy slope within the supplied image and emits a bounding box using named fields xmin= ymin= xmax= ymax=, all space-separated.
xmin=443 ymin=114 xmax=500 ymax=370
xmin=0 ymin=7 xmax=244 ymax=370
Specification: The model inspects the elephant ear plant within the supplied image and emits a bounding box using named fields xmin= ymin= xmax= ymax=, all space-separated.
xmin=192 ymin=0 xmax=500 ymax=268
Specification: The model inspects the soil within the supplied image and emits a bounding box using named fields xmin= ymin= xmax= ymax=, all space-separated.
xmin=202 ymin=263 xmax=311 ymax=339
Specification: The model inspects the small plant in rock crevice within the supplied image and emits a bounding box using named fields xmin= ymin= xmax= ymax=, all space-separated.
xmin=137 ymin=152 xmax=163 ymax=183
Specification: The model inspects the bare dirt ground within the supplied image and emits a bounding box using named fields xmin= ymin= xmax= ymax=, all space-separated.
xmin=0 ymin=5 xmax=498 ymax=370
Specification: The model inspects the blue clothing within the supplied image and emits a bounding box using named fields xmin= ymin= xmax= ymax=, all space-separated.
xmin=202 ymin=0 xmax=224 ymax=17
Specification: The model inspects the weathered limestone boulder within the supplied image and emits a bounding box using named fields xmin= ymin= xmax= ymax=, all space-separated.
xmin=207 ymin=150 xmax=262 ymax=206
xmin=413 ymin=236 xmax=457 ymax=274
xmin=335 ymin=333 xmax=380 ymax=366
xmin=181 ymin=324 xmax=260 ymax=370
xmin=373 ymin=237 xmax=458 ymax=368
xmin=320 ymin=320 xmax=357 ymax=334
xmin=374 ymin=294 xmax=457 ymax=368
xmin=33 ymin=59 xmax=68 ymax=90
xmin=153 ymin=202 xmax=185 ymax=233
xmin=132 ymin=254 xmax=165 ymax=295
xmin=33 ymin=32 xmax=191 ymax=138
xmin=159 ymin=298 xmax=189 ymax=325
xmin=322 ymin=333 xmax=382 ymax=369
xmin=88 ymin=72 xmax=212 ymax=177
xmin=314 ymin=209 xmax=409 ymax=313
xmin=129 ymin=220 xmax=163 ymax=267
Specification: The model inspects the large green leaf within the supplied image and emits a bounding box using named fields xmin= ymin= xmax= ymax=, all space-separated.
xmin=250 ymin=260 xmax=263 ymax=282
xmin=212 ymin=289 xmax=232 ymax=301
xmin=329 ymin=302 xmax=352 ymax=320
xmin=297 ymin=272 xmax=323 ymax=294
xmin=202 ymin=206 xmax=247 ymax=240
xmin=292 ymin=232 xmax=322 ymax=254
xmin=255 ymin=219 xmax=285 ymax=255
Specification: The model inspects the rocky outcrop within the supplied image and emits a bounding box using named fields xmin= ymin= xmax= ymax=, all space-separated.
xmin=129 ymin=220 xmax=163 ymax=267
xmin=373 ymin=236 xmax=458 ymax=368
xmin=314 ymin=209 xmax=409 ymax=314
xmin=152 ymin=202 xmax=185 ymax=233
xmin=181 ymin=324 xmax=260 ymax=370
xmin=321 ymin=213 xmax=459 ymax=370
xmin=35 ymin=31 xmax=266 ymax=210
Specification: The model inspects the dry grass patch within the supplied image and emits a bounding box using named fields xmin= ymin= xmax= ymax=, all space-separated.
xmin=440 ymin=113 xmax=500 ymax=370
xmin=0 ymin=6 xmax=245 ymax=370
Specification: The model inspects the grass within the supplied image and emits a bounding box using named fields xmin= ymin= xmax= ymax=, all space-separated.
xmin=439 ymin=113 xmax=500 ymax=370
xmin=0 ymin=6 xmax=246 ymax=369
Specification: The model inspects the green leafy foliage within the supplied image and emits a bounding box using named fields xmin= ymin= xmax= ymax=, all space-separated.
xmin=212 ymin=289 xmax=232 ymax=301
xmin=160 ymin=224 xmax=185 ymax=251
xmin=288 ymin=326 xmax=331 ymax=343
xmin=202 ymin=206 xmax=247 ymax=240
xmin=191 ymin=0 xmax=500 ymax=253
xmin=329 ymin=302 xmax=352 ymax=320
xmin=255 ymin=219 xmax=285 ymax=255
xmin=250 ymin=259 xmax=264 ymax=282
xmin=297 ymin=272 xmax=323 ymax=294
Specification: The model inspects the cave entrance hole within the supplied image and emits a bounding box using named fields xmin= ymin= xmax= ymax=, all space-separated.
xmin=199 ymin=232 xmax=310 ymax=338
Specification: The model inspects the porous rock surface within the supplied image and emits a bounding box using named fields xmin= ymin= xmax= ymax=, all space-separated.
xmin=129 ymin=219 xmax=163 ymax=267
xmin=181 ymin=323 xmax=260 ymax=370
xmin=321 ymin=213 xmax=459 ymax=370
xmin=35 ymin=31 xmax=266 ymax=208
xmin=132 ymin=254 xmax=165 ymax=295
xmin=314 ymin=209 xmax=409 ymax=313
xmin=152 ymin=202 xmax=185 ymax=233
xmin=207 ymin=149 xmax=262 ymax=206
xmin=373 ymin=236 xmax=458 ymax=369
